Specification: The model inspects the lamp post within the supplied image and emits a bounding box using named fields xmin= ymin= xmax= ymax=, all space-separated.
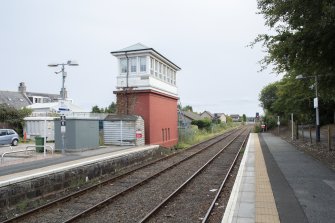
xmin=48 ymin=60 xmax=79 ymax=154
xmin=48 ymin=60 xmax=79 ymax=100
xmin=296 ymin=74 xmax=320 ymax=142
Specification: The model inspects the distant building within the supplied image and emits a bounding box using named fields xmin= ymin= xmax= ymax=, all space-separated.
xmin=0 ymin=82 xmax=61 ymax=110
xmin=111 ymin=43 xmax=181 ymax=147
xmin=18 ymin=82 xmax=60 ymax=104
xmin=0 ymin=90 xmax=31 ymax=109
xmin=200 ymin=111 xmax=214 ymax=120
xmin=214 ymin=113 xmax=227 ymax=123
xmin=230 ymin=114 xmax=241 ymax=122
xmin=0 ymin=82 xmax=84 ymax=114
xmin=179 ymin=110 xmax=202 ymax=127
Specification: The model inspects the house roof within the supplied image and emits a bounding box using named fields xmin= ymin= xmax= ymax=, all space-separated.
xmin=181 ymin=110 xmax=202 ymax=121
xmin=111 ymin=43 xmax=181 ymax=70
xmin=0 ymin=91 xmax=31 ymax=109
xmin=214 ymin=113 xmax=226 ymax=116
xmin=116 ymin=43 xmax=150 ymax=52
xmin=201 ymin=111 xmax=214 ymax=118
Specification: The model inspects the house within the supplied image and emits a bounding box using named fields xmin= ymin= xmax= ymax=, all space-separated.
xmin=18 ymin=82 xmax=60 ymax=104
xmin=200 ymin=111 xmax=214 ymax=120
xmin=111 ymin=43 xmax=181 ymax=147
xmin=214 ymin=113 xmax=227 ymax=123
xmin=0 ymin=82 xmax=61 ymax=110
xmin=0 ymin=90 xmax=31 ymax=109
xmin=179 ymin=110 xmax=202 ymax=127
xmin=230 ymin=114 xmax=241 ymax=122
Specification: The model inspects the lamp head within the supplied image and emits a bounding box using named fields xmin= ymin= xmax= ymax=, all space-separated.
xmin=48 ymin=63 xmax=59 ymax=67
xmin=67 ymin=60 xmax=79 ymax=66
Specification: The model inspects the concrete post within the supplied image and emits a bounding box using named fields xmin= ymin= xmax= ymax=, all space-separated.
xmin=328 ymin=125 xmax=332 ymax=151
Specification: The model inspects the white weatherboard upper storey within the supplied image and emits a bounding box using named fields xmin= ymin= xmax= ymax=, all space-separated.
xmin=111 ymin=43 xmax=181 ymax=97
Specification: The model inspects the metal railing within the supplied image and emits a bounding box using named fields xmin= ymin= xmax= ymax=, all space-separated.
xmin=1 ymin=145 xmax=54 ymax=164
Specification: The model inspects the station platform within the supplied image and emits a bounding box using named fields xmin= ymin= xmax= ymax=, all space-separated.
xmin=0 ymin=145 xmax=159 ymax=187
xmin=222 ymin=133 xmax=335 ymax=223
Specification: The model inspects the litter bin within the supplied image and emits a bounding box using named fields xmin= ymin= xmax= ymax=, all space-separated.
xmin=35 ymin=136 xmax=44 ymax=153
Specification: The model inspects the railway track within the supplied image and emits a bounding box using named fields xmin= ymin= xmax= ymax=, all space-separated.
xmin=66 ymin=126 xmax=250 ymax=223
xmin=3 ymin=127 xmax=242 ymax=223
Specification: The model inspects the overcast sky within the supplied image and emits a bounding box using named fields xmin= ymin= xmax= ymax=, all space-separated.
xmin=0 ymin=0 xmax=282 ymax=117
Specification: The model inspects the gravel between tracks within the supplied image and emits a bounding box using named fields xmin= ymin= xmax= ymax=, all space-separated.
xmin=73 ymin=129 xmax=246 ymax=223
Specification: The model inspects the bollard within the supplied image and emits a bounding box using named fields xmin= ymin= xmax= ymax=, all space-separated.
xmin=309 ymin=125 xmax=313 ymax=144
xmin=328 ymin=125 xmax=332 ymax=151
xmin=302 ymin=125 xmax=304 ymax=141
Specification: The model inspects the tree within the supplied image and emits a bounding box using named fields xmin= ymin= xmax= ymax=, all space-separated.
xmin=0 ymin=104 xmax=32 ymax=136
xmin=105 ymin=102 xmax=116 ymax=113
xmin=91 ymin=102 xmax=116 ymax=113
xmin=91 ymin=105 xmax=103 ymax=113
xmin=242 ymin=114 xmax=247 ymax=123
xmin=254 ymin=0 xmax=335 ymax=101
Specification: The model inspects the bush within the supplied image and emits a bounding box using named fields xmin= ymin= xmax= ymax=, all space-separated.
xmin=191 ymin=118 xmax=212 ymax=130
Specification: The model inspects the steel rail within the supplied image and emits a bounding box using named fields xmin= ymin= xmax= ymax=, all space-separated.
xmin=63 ymin=128 xmax=244 ymax=223
xmin=3 ymin=128 xmax=239 ymax=223
xmin=138 ymin=128 xmax=249 ymax=223
xmin=201 ymin=130 xmax=250 ymax=223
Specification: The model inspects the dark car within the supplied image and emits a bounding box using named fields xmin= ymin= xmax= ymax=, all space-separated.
xmin=0 ymin=129 xmax=19 ymax=146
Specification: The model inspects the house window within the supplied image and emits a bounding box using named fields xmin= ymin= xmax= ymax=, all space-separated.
xmin=155 ymin=60 xmax=158 ymax=77
xmin=167 ymin=68 xmax=171 ymax=83
xmin=173 ymin=71 xmax=176 ymax=85
xmin=163 ymin=65 xmax=166 ymax=81
xmin=165 ymin=128 xmax=168 ymax=141
xmin=162 ymin=129 xmax=165 ymax=141
xmin=139 ymin=56 xmax=146 ymax=72
xmin=159 ymin=63 xmax=162 ymax=79
xmin=168 ymin=128 xmax=170 ymax=140
xmin=130 ymin=57 xmax=137 ymax=73
xmin=120 ymin=58 xmax=127 ymax=74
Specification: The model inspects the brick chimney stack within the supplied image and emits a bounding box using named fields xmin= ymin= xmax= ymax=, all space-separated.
xmin=18 ymin=82 xmax=26 ymax=94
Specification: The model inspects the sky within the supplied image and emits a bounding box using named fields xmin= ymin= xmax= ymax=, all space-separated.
xmin=0 ymin=0 xmax=282 ymax=117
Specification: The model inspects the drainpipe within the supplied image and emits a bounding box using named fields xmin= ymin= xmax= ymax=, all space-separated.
xmin=125 ymin=52 xmax=129 ymax=115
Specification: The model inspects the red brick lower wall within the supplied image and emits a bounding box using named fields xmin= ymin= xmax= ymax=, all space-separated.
xmin=115 ymin=90 xmax=178 ymax=147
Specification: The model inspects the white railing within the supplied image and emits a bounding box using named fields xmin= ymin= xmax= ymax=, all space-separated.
xmin=1 ymin=145 xmax=54 ymax=164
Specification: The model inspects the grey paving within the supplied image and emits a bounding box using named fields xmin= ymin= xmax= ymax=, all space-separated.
xmin=0 ymin=145 xmax=133 ymax=176
xmin=261 ymin=133 xmax=335 ymax=223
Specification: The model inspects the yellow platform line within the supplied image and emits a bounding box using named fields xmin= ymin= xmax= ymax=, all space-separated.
xmin=254 ymin=134 xmax=280 ymax=223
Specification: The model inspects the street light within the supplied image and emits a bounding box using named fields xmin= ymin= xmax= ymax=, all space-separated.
xmin=48 ymin=60 xmax=78 ymax=155
xmin=296 ymin=74 xmax=320 ymax=142
xmin=48 ymin=60 xmax=79 ymax=100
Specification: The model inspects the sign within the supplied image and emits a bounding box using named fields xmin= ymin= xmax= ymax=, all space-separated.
xmin=60 ymin=115 xmax=66 ymax=133
xmin=261 ymin=124 xmax=266 ymax=129
xmin=136 ymin=130 xmax=143 ymax=139
xmin=314 ymin=97 xmax=318 ymax=108
xmin=277 ymin=121 xmax=280 ymax=126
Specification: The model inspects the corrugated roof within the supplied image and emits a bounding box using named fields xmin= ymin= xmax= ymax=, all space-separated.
xmin=0 ymin=91 xmax=31 ymax=109
xmin=104 ymin=114 xmax=139 ymax=121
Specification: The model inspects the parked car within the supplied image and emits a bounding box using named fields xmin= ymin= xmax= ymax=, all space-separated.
xmin=0 ymin=129 xmax=19 ymax=146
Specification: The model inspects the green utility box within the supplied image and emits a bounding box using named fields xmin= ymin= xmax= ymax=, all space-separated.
xmin=35 ymin=136 xmax=44 ymax=153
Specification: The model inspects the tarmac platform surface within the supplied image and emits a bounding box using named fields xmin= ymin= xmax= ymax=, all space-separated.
xmin=223 ymin=133 xmax=335 ymax=223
